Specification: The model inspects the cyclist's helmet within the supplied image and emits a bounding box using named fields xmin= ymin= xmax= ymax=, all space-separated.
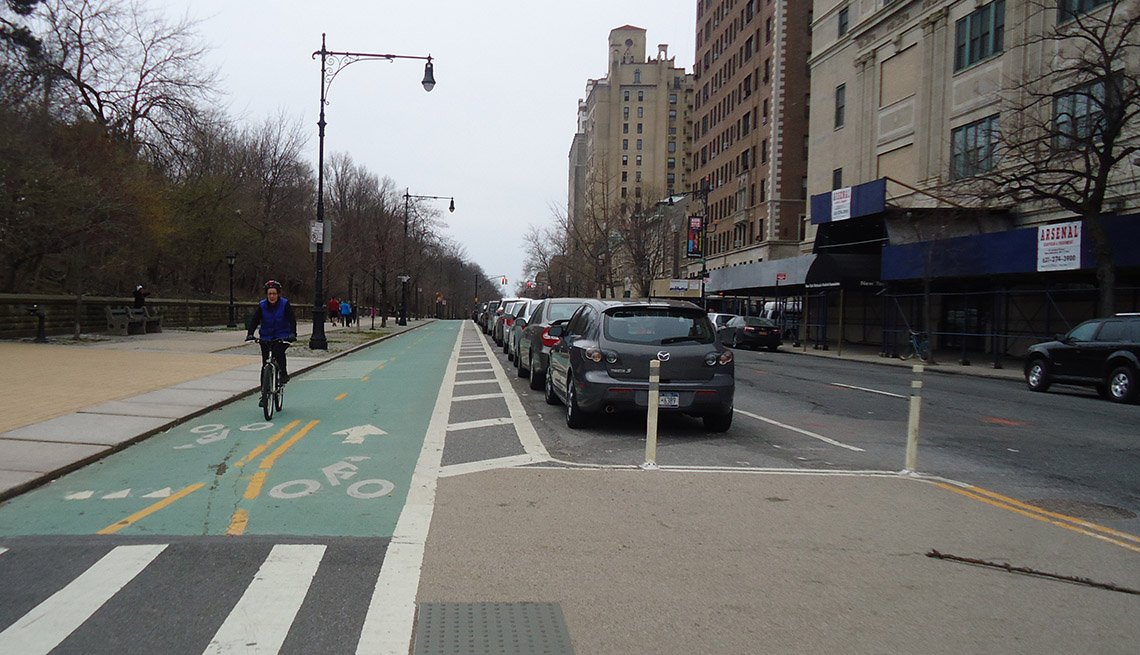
xmin=264 ymin=280 xmax=282 ymax=291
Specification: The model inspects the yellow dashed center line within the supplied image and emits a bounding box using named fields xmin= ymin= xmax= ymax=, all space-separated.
xmin=227 ymin=509 xmax=249 ymax=536
xmin=234 ymin=419 xmax=301 ymax=468
xmin=336 ymin=392 xmax=348 ymax=401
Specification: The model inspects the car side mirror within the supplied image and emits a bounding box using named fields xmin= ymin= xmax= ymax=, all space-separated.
xmin=547 ymin=325 xmax=564 ymax=339
xmin=1055 ymin=333 xmax=1069 ymax=343
xmin=516 ymin=318 xmax=527 ymax=328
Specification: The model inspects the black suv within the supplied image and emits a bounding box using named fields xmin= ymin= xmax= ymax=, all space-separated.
xmin=1024 ymin=313 xmax=1140 ymax=403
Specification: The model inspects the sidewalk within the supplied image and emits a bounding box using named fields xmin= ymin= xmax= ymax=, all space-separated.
xmin=0 ymin=318 xmax=426 ymax=500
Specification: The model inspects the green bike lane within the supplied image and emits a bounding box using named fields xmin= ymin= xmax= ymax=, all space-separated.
xmin=0 ymin=321 xmax=461 ymax=538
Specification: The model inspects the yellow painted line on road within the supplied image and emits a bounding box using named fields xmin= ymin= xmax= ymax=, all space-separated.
xmin=234 ymin=420 xmax=301 ymax=468
xmin=336 ymin=392 xmax=348 ymax=401
xmin=259 ymin=419 xmax=320 ymax=470
xmin=957 ymin=483 xmax=1140 ymax=544
xmin=933 ymin=482 xmax=1140 ymax=554
xmin=227 ymin=509 xmax=249 ymax=536
xmin=98 ymin=483 xmax=206 ymax=535
xmin=362 ymin=376 xmax=370 ymax=382
xmin=243 ymin=471 xmax=268 ymax=500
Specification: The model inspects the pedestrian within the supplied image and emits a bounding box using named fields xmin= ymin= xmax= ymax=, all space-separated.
xmin=327 ymin=297 xmax=340 ymax=325
xmin=133 ymin=284 xmax=149 ymax=309
xmin=340 ymin=299 xmax=351 ymax=327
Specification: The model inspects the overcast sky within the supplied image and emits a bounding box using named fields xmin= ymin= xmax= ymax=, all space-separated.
xmin=161 ymin=0 xmax=697 ymax=297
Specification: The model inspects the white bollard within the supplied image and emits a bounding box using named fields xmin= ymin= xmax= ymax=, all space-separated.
xmin=904 ymin=364 xmax=923 ymax=473
xmin=642 ymin=359 xmax=661 ymax=470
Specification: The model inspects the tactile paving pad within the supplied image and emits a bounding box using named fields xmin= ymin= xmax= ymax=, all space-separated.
xmin=413 ymin=602 xmax=575 ymax=654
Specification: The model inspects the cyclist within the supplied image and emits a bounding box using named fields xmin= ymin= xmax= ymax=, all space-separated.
xmin=246 ymin=280 xmax=297 ymax=399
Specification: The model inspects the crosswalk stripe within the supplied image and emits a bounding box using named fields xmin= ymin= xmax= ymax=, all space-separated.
xmin=0 ymin=544 xmax=167 ymax=655
xmin=203 ymin=544 xmax=326 ymax=654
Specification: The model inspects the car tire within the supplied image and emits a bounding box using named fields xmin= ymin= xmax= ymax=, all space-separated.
xmin=516 ymin=350 xmax=528 ymax=377
xmin=544 ymin=368 xmax=560 ymax=405
xmin=1106 ymin=365 xmax=1138 ymax=404
xmin=1025 ymin=358 xmax=1052 ymax=392
xmin=768 ymin=344 xmax=779 ymax=352
xmin=529 ymin=354 xmax=544 ymax=390
xmin=565 ymin=377 xmax=588 ymax=429
xmin=703 ymin=410 xmax=733 ymax=433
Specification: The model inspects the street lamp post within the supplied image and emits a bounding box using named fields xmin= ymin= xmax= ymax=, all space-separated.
xmin=226 ymin=253 xmax=237 ymax=328
xmin=309 ymin=33 xmax=436 ymax=349
xmin=400 ymin=190 xmax=454 ymax=325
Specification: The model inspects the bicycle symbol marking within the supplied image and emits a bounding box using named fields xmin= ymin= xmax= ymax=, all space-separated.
xmin=267 ymin=456 xmax=394 ymax=500
xmin=174 ymin=422 xmax=275 ymax=450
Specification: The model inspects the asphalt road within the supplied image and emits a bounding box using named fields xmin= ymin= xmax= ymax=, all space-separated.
xmin=495 ymin=336 xmax=1140 ymax=535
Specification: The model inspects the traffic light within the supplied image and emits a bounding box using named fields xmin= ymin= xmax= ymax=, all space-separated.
xmin=500 ymin=276 xmax=508 ymax=285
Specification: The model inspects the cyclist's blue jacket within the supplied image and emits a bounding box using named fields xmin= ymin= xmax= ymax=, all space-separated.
xmin=248 ymin=298 xmax=297 ymax=340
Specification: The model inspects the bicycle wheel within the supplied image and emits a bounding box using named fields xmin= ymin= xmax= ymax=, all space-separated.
xmin=918 ymin=342 xmax=931 ymax=362
xmin=261 ymin=363 xmax=275 ymax=421
xmin=274 ymin=377 xmax=285 ymax=412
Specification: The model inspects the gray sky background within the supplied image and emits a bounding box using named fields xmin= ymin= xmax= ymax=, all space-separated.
xmin=161 ymin=0 xmax=697 ymax=298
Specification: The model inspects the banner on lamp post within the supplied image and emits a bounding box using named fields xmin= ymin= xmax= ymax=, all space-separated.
xmin=686 ymin=215 xmax=703 ymax=258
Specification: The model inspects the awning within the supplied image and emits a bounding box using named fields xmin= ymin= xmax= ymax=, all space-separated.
xmin=707 ymin=252 xmax=883 ymax=294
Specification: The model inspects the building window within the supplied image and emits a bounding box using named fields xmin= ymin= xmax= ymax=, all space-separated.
xmin=667 ymin=173 xmax=676 ymax=185
xmin=637 ymin=123 xmax=643 ymax=134
xmin=801 ymin=175 xmax=808 ymax=200
xmin=621 ymin=187 xmax=628 ymax=198
xmin=1058 ymin=0 xmax=1110 ymax=23
xmin=623 ymin=139 xmax=629 ymax=150
xmin=635 ymin=171 xmax=642 ymax=182
xmin=832 ymin=168 xmax=843 ymax=190
xmin=622 ymin=155 xmax=628 ymax=166
xmin=1054 ymin=76 xmax=1115 ymax=146
xmin=622 ymin=171 xmax=628 ymax=182
xmin=636 ymin=139 xmax=643 ymax=150
xmin=623 ymin=107 xmax=629 ymax=119
xmin=624 ymin=90 xmax=630 ymax=101
xmin=623 ymin=123 xmax=629 ymax=134
xmin=669 ymin=109 xmax=677 ymax=119
xmin=951 ymin=114 xmax=1000 ymax=179
xmin=759 ymin=179 xmax=767 ymax=202
xmin=668 ymin=157 xmax=676 ymax=169
xmin=764 ymin=59 xmax=771 ymax=84
xmin=838 ymin=7 xmax=849 ymax=37
xmin=669 ymin=93 xmax=677 ymax=104
xmin=763 ymin=98 xmax=769 ymax=119
xmin=954 ymin=1 xmax=1005 ymax=71
xmin=636 ymin=155 xmax=643 ymax=166
xmin=834 ymin=84 xmax=846 ymax=128
xmin=766 ymin=16 xmax=773 ymax=43
xmin=637 ymin=106 xmax=644 ymax=118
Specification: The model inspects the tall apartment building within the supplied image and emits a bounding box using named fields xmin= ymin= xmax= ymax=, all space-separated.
xmin=690 ymin=0 xmax=813 ymax=281
xmin=568 ymin=26 xmax=695 ymax=297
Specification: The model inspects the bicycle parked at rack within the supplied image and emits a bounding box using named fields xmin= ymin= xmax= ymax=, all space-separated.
xmin=900 ymin=329 xmax=931 ymax=362
xmin=249 ymin=337 xmax=291 ymax=420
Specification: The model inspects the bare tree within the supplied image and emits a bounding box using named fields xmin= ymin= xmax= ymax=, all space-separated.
xmin=39 ymin=0 xmax=218 ymax=161
xmin=977 ymin=0 xmax=1139 ymax=316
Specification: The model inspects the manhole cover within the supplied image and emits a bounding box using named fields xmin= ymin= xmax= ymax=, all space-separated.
xmin=1026 ymin=498 xmax=1136 ymax=520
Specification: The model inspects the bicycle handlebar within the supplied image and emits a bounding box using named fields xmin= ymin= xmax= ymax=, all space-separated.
xmin=247 ymin=337 xmax=294 ymax=346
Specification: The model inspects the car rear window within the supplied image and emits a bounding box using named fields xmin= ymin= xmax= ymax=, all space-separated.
xmin=603 ymin=308 xmax=716 ymax=345
xmin=547 ymin=302 xmax=582 ymax=322
xmin=743 ymin=317 xmax=777 ymax=327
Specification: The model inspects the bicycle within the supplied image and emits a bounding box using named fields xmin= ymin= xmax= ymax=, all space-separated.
xmin=900 ymin=329 xmax=930 ymax=362
xmin=249 ymin=337 xmax=291 ymax=420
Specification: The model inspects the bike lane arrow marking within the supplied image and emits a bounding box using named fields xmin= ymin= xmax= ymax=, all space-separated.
xmin=331 ymin=424 xmax=389 ymax=444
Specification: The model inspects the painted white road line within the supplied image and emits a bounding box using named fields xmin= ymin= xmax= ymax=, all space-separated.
xmin=204 ymin=544 xmax=325 ymax=654
xmin=830 ymin=383 xmax=906 ymax=399
xmin=0 ymin=544 xmax=167 ymax=655
xmin=357 ymin=323 xmax=462 ymax=655
xmin=446 ymin=417 xmax=515 ymax=431
xmin=455 ymin=367 xmax=494 ymax=374
xmin=476 ymin=328 xmax=553 ymax=462
xmin=0 ymin=547 xmax=7 ymax=556
xmin=451 ymin=393 xmax=507 ymax=402
xmin=454 ymin=379 xmax=497 ymax=386
xmin=439 ymin=453 xmax=551 ymax=478
xmin=734 ymin=409 xmax=866 ymax=452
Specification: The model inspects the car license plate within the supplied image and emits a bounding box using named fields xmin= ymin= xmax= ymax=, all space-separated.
xmin=658 ymin=392 xmax=679 ymax=408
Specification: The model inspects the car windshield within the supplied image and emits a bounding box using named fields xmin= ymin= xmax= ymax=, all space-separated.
xmin=603 ymin=308 xmax=715 ymax=345
xmin=1067 ymin=321 xmax=1099 ymax=342
xmin=744 ymin=317 xmax=777 ymax=327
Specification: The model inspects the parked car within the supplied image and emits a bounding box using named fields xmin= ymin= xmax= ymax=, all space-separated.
xmin=707 ymin=312 xmax=739 ymax=331
xmin=492 ymin=298 xmax=523 ymax=346
xmin=1024 ymin=313 xmax=1140 ymax=403
xmin=545 ymin=299 xmax=735 ymax=432
xmin=481 ymin=299 xmax=502 ymax=334
xmin=516 ymin=297 xmax=590 ymax=389
xmin=718 ymin=316 xmax=782 ymax=351
xmin=472 ymin=302 xmax=486 ymax=323
xmin=506 ymin=299 xmax=538 ymax=360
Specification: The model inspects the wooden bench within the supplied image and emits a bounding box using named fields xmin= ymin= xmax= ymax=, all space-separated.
xmin=106 ymin=306 xmax=145 ymax=335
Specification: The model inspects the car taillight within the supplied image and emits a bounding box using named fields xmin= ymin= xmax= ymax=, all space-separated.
xmin=505 ymin=318 xmax=514 ymax=327
xmin=541 ymin=328 xmax=560 ymax=348
xmin=585 ymin=347 xmax=603 ymax=363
